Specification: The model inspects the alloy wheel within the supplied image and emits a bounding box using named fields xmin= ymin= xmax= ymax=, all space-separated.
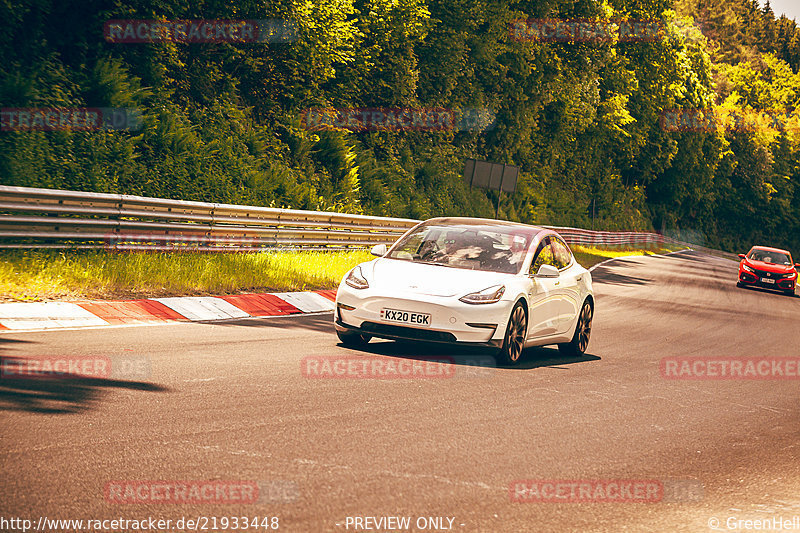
xmin=505 ymin=305 xmax=527 ymax=363
xmin=576 ymin=303 xmax=593 ymax=353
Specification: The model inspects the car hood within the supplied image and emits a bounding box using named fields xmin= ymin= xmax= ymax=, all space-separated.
xmin=744 ymin=259 xmax=794 ymax=273
xmin=367 ymin=258 xmax=514 ymax=297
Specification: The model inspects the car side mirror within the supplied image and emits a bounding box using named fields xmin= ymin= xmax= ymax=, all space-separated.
xmin=370 ymin=243 xmax=388 ymax=257
xmin=738 ymin=254 xmax=746 ymax=259
xmin=795 ymin=263 xmax=800 ymax=269
xmin=534 ymin=264 xmax=560 ymax=278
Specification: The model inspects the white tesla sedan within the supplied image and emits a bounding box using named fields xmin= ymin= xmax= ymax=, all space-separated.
xmin=334 ymin=217 xmax=594 ymax=365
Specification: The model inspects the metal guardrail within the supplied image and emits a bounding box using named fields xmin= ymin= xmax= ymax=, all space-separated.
xmin=545 ymin=225 xmax=740 ymax=261
xmin=0 ymin=185 xmax=738 ymax=259
xmin=0 ymin=185 xmax=419 ymax=251
xmin=543 ymin=225 xmax=664 ymax=246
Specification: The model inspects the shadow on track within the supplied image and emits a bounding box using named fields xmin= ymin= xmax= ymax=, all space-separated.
xmin=210 ymin=312 xmax=334 ymax=334
xmin=737 ymin=285 xmax=798 ymax=298
xmin=591 ymin=250 xmax=736 ymax=286
xmin=211 ymin=310 xmax=603 ymax=370
xmin=661 ymin=250 xmax=710 ymax=262
xmin=0 ymin=356 xmax=169 ymax=414
xmin=338 ymin=340 xmax=601 ymax=371
xmin=590 ymin=264 xmax=652 ymax=286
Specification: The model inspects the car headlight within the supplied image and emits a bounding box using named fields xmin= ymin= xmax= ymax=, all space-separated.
xmin=459 ymin=285 xmax=505 ymax=304
xmin=781 ymin=271 xmax=797 ymax=279
xmin=345 ymin=265 xmax=369 ymax=289
xmin=742 ymin=264 xmax=754 ymax=272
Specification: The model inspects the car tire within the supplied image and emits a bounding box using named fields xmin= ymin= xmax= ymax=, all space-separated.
xmin=736 ymin=281 xmax=745 ymax=288
xmin=785 ymin=289 xmax=796 ymax=297
xmin=497 ymin=302 xmax=527 ymax=366
xmin=558 ymin=300 xmax=593 ymax=357
xmin=336 ymin=329 xmax=371 ymax=347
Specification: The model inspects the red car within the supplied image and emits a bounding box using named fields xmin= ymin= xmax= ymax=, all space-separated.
xmin=737 ymin=246 xmax=800 ymax=296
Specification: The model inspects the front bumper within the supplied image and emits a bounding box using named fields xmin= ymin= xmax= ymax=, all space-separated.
xmin=335 ymin=285 xmax=511 ymax=347
xmin=739 ymin=270 xmax=796 ymax=291
xmin=334 ymin=317 xmax=503 ymax=348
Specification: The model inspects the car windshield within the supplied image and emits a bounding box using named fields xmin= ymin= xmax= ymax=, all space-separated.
xmin=749 ymin=249 xmax=791 ymax=265
xmin=387 ymin=223 xmax=533 ymax=274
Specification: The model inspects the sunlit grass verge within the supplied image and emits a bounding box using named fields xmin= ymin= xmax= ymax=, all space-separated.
xmin=571 ymin=243 xmax=688 ymax=270
xmin=0 ymin=249 xmax=373 ymax=302
xmin=0 ymin=243 xmax=689 ymax=302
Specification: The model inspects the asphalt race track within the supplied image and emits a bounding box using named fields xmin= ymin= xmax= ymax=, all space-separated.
xmin=2 ymin=251 xmax=800 ymax=533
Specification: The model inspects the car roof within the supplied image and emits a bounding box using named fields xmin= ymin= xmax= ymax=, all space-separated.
xmin=750 ymin=246 xmax=791 ymax=255
xmin=421 ymin=217 xmax=546 ymax=233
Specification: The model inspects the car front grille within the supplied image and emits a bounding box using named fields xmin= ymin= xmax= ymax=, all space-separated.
xmin=359 ymin=322 xmax=458 ymax=343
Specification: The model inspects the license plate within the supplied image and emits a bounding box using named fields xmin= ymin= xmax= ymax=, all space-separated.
xmin=761 ymin=277 xmax=775 ymax=284
xmin=380 ymin=308 xmax=431 ymax=327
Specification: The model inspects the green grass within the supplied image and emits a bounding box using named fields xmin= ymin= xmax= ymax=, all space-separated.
xmin=0 ymin=249 xmax=373 ymax=302
xmin=0 ymin=243 xmax=687 ymax=302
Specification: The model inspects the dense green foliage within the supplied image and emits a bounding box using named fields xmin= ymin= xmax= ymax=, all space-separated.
xmin=1 ymin=0 xmax=799 ymax=252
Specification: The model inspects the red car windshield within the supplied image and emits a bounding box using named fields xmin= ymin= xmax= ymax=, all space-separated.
xmin=748 ymin=249 xmax=792 ymax=266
